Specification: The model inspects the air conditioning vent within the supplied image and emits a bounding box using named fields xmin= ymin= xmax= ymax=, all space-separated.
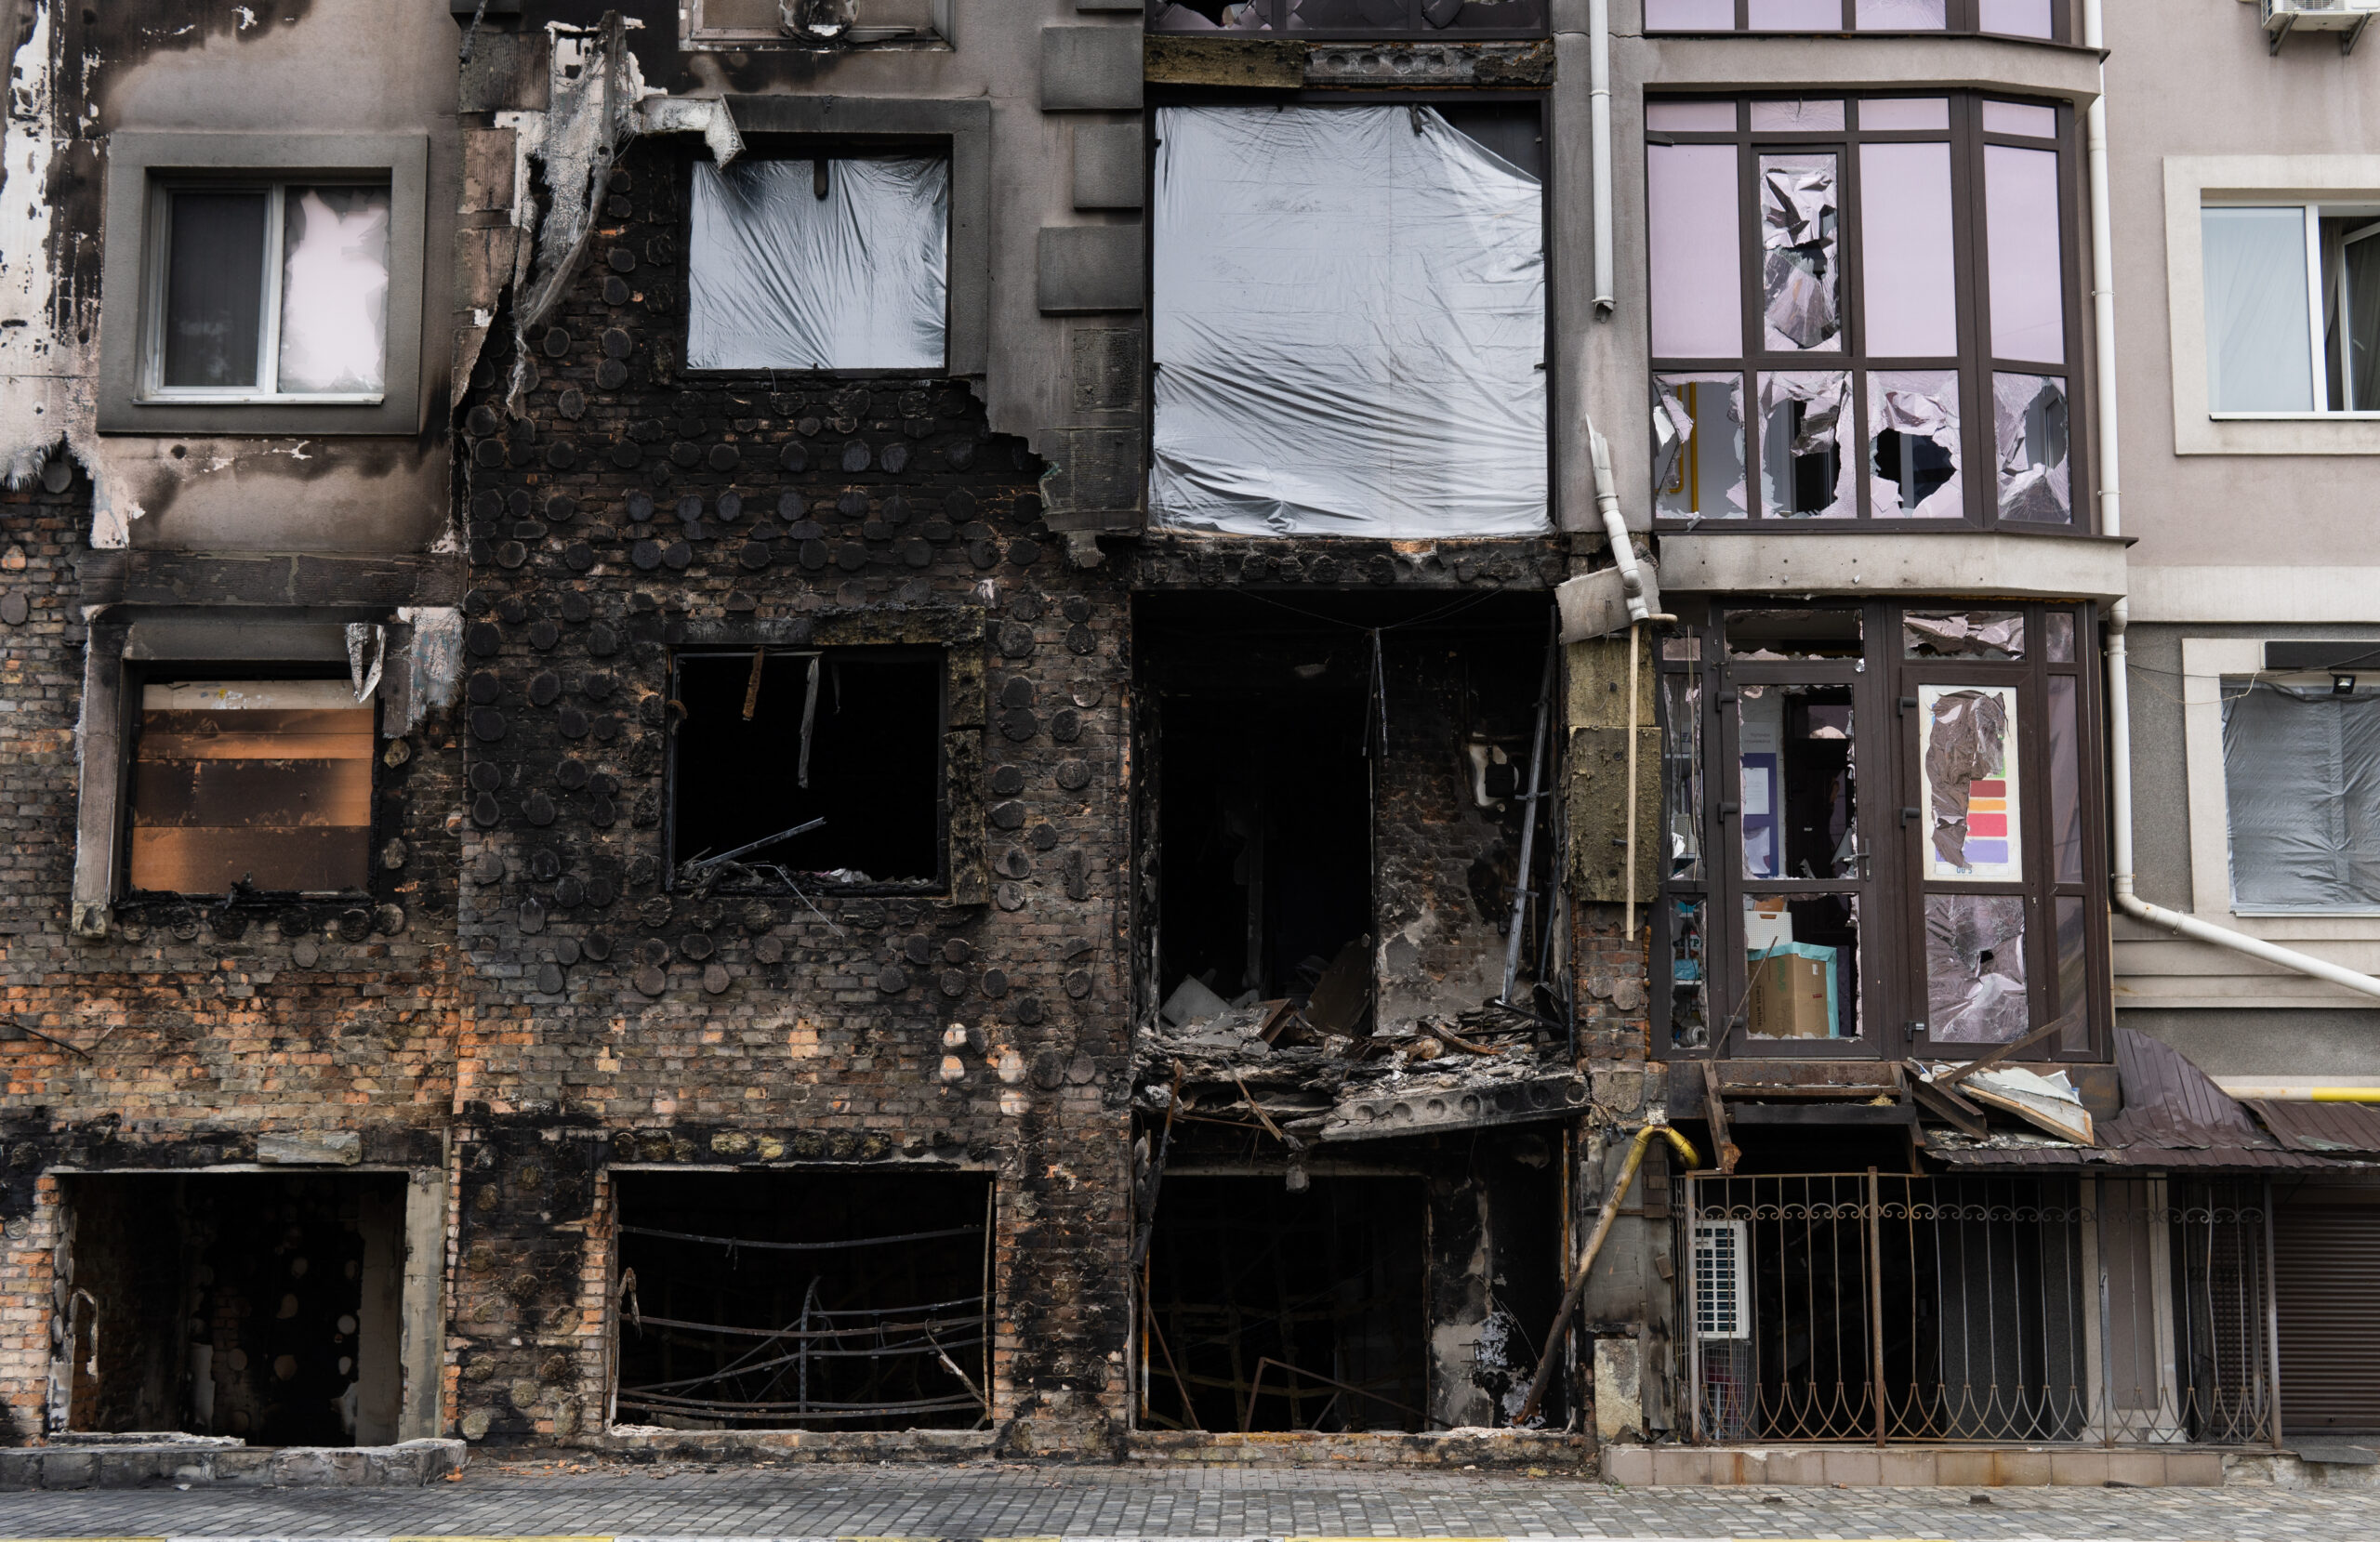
xmin=1690 ymin=1219 xmax=1750 ymax=1341
xmin=2264 ymin=0 xmax=2379 ymax=53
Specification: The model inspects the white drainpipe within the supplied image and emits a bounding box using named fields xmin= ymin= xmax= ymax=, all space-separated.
xmin=2085 ymin=0 xmax=2380 ymax=1003
xmin=1590 ymin=0 xmax=1616 ymax=314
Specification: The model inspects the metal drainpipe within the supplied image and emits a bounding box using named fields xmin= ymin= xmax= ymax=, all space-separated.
xmin=2084 ymin=0 xmax=2380 ymax=1003
xmin=1590 ymin=0 xmax=1616 ymax=315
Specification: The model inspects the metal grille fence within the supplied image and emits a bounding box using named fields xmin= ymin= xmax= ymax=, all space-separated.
xmin=1682 ymin=1173 xmax=2277 ymax=1446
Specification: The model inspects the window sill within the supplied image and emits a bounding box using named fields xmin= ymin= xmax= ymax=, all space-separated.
xmin=140 ymin=394 xmax=387 ymax=408
xmin=2209 ymin=412 xmax=2380 ymax=421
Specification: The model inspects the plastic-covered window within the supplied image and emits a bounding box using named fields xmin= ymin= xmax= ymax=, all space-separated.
xmin=2223 ymin=679 xmax=2380 ymax=912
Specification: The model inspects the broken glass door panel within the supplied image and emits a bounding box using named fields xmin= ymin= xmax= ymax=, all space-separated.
xmin=1858 ymin=142 xmax=1958 ymax=358
xmin=1759 ymin=153 xmax=1842 ymax=351
xmin=276 ymin=187 xmax=391 ymax=395
xmin=1903 ymin=610 xmax=2025 ymax=660
xmin=1993 ymin=373 xmax=2070 ymax=522
xmin=1743 ymin=892 xmax=1861 ymax=1039
xmin=1925 ymin=893 xmax=2030 ymax=1042
xmin=1662 ymin=672 xmax=1706 ymax=883
xmin=1726 ymin=608 xmax=1863 ymax=661
xmin=1856 ymin=0 xmax=1945 ymax=24
xmin=1746 ymin=0 xmax=1841 ymax=27
xmin=1654 ymin=374 xmax=1749 ymax=520
xmin=1919 ymin=683 xmax=2024 ymax=881
xmin=2047 ymin=674 xmax=2082 ymax=882
xmin=1985 ymin=144 xmax=2067 ymax=365
xmin=1671 ymin=897 xmax=1711 ymax=1050
xmin=1649 ymin=142 xmax=1744 ymax=358
xmin=2043 ymin=610 xmax=2075 ymax=662
xmin=162 ymin=190 xmax=270 ymax=389
xmin=1868 ymin=370 xmax=1963 ymax=518
xmin=1758 ymin=371 xmax=1853 ymax=517
xmin=1738 ymin=684 xmax=1859 ymax=880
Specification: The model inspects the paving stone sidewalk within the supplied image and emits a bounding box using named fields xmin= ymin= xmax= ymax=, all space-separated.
xmin=0 ymin=1459 xmax=2375 ymax=1541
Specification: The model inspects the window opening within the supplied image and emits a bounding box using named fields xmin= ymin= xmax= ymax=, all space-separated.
xmin=1904 ymin=609 xmax=2025 ymax=660
xmin=149 ymin=182 xmax=390 ymax=402
xmin=1744 ymin=893 xmax=1860 ymax=1039
xmin=1142 ymin=1176 xmax=1428 ymax=1432
xmin=60 ymin=1174 xmax=406 ymax=1444
xmin=127 ymin=678 xmax=373 ymax=897
xmin=668 ymin=649 xmax=945 ymax=891
xmin=687 ymin=157 xmax=949 ymax=372
xmin=1727 ymin=607 xmax=1864 ymax=661
xmin=613 ymin=1171 xmax=991 ymax=1430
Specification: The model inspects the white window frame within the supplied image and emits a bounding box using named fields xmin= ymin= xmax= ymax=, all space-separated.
xmin=2162 ymin=155 xmax=2380 ymax=454
xmin=1690 ymin=1219 xmax=1751 ymax=1341
xmin=139 ymin=178 xmax=390 ymax=407
xmin=2199 ymin=201 xmax=2380 ymax=418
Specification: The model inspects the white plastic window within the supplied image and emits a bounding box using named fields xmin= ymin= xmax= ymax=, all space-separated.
xmin=2202 ymin=204 xmax=2380 ymax=415
xmin=148 ymin=182 xmax=390 ymax=402
xmin=686 ymin=158 xmax=949 ymax=373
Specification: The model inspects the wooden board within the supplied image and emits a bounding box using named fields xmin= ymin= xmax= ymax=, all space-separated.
xmin=128 ymin=683 xmax=373 ymax=893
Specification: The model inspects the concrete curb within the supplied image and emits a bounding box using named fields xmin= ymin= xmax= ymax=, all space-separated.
xmin=0 ymin=1437 xmax=467 ymax=1489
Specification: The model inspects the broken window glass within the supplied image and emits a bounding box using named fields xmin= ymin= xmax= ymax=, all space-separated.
xmin=1743 ymin=893 xmax=1860 ymax=1039
xmin=2044 ymin=611 xmax=2075 ymax=662
xmin=2048 ymin=674 xmax=2082 ymax=883
xmin=1747 ymin=2 xmax=1841 ymax=33
xmin=1903 ymin=610 xmax=2025 ymax=660
xmin=1925 ymin=893 xmax=2030 ymax=1042
xmin=1739 ymin=683 xmax=1858 ymax=881
xmin=1977 ymin=0 xmax=2054 ymax=35
xmin=1726 ymin=608 xmax=1862 ymax=660
xmin=1858 ymin=143 xmax=1957 ymax=358
xmin=1662 ymin=672 xmax=1706 ymax=883
xmin=1758 ymin=371 xmax=1853 ymax=517
xmin=1993 ymin=373 xmax=2071 ymax=522
xmin=1750 ymin=99 xmax=1846 ymax=131
xmin=1985 ymin=144 xmax=2066 ymax=364
xmin=1645 ymin=0 xmax=1735 ymax=26
xmin=1150 ymin=0 xmax=1274 ymax=28
xmin=128 ymin=680 xmax=374 ymax=895
xmin=1860 ymin=97 xmax=1950 ymax=130
xmin=1868 ymin=370 xmax=1963 ymax=518
xmin=1649 ymin=143 xmax=1744 ymax=358
xmin=687 ymin=157 xmax=949 ymax=372
xmin=1284 ymin=0 xmax=1407 ymax=27
xmin=1856 ymin=0 xmax=1945 ymax=27
xmin=1920 ymin=683 xmax=2024 ymax=880
xmin=2221 ymin=679 xmax=2380 ymax=911
xmin=1759 ymin=153 xmax=1842 ymax=351
xmin=277 ymin=187 xmax=391 ymax=395
xmin=1670 ymin=897 xmax=1710 ymax=1049
xmin=162 ymin=191 xmax=270 ymax=389
xmin=1654 ymin=373 xmax=1750 ymax=520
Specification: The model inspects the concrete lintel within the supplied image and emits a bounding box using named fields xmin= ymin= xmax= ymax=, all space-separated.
xmin=1657 ymin=532 xmax=2128 ymax=601
xmin=1639 ymin=34 xmax=2104 ymax=106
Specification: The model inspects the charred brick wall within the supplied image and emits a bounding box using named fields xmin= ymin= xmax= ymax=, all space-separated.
xmin=446 ymin=138 xmax=1136 ymax=1449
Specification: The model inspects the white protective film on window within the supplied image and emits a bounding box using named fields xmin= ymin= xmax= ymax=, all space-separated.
xmin=1148 ymin=105 xmax=1548 ymax=537
xmin=2202 ymin=207 xmax=2314 ymax=413
xmin=2223 ymin=681 xmax=2380 ymax=911
xmin=277 ymin=187 xmax=391 ymax=395
xmin=687 ymin=158 xmax=950 ymax=372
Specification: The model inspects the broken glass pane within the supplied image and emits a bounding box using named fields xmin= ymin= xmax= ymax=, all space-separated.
xmin=2044 ymin=611 xmax=2075 ymax=662
xmin=1662 ymin=672 xmax=1705 ymax=884
xmin=1671 ymin=897 xmax=1710 ymax=1051
xmin=1858 ymin=142 xmax=1957 ymax=357
xmin=1151 ymin=0 xmax=1274 ymax=28
xmin=1758 ymin=371 xmax=1853 ymax=517
xmin=1750 ymin=99 xmax=1846 ymax=131
xmin=1856 ymin=0 xmax=1945 ymax=27
xmin=1285 ymin=0 xmax=1406 ymax=26
xmin=1739 ymin=683 xmax=1858 ymax=881
xmin=1920 ymin=683 xmax=2024 ymax=880
xmin=1744 ymin=893 xmax=1860 ymax=1039
xmin=1747 ymin=0 xmax=1842 ymax=29
xmin=2048 ymin=674 xmax=2082 ymax=882
xmin=1654 ymin=373 xmax=1750 ymax=520
xmin=1649 ymin=144 xmax=1744 ymax=358
xmin=1978 ymin=0 xmax=2054 ymax=35
xmin=1926 ymin=893 xmax=2030 ymax=1043
xmin=1868 ymin=370 xmax=1963 ymax=518
xmin=1903 ymin=609 xmax=2025 ymax=659
xmin=1726 ymin=608 xmax=1862 ymax=660
xmin=1993 ymin=373 xmax=2071 ymax=522
xmin=1861 ymin=97 xmax=1950 ymax=130
xmin=1759 ymin=153 xmax=1842 ymax=351
xmin=277 ymin=186 xmax=391 ymax=395
xmin=163 ymin=190 xmax=270 ymax=389
xmin=1985 ymin=144 xmax=2067 ymax=364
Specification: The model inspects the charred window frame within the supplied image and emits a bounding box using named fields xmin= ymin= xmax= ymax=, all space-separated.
xmin=662 ymin=632 xmax=984 ymax=901
xmin=98 ymin=133 xmax=429 ymax=437
xmin=1653 ymin=600 xmax=2108 ymax=1063
xmin=1646 ymin=94 xmax=2086 ymax=531
xmin=1642 ymin=0 xmax=2069 ymax=39
xmin=1146 ymin=0 xmax=1548 ymax=39
xmin=684 ymin=0 xmax=954 ymax=46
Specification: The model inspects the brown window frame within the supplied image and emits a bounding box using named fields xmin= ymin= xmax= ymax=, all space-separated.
xmin=1145 ymin=0 xmax=1548 ymax=40
xmin=1646 ymin=91 xmax=2089 ymax=532
xmin=1652 ymin=599 xmax=2110 ymax=1065
xmin=1643 ymin=0 xmax=2070 ymax=41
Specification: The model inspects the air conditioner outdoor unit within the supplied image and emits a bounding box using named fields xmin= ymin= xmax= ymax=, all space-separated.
xmin=2263 ymin=0 xmax=2379 ymax=54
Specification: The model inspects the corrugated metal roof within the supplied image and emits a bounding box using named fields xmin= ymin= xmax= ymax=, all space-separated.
xmin=2248 ymin=1099 xmax=2380 ymax=1155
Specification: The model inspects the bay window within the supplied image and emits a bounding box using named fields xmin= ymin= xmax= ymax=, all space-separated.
xmin=1644 ymin=0 xmax=2063 ymax=39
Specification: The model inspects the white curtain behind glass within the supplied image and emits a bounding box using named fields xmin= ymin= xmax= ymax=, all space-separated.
xmin=2202 ymin=207 xmax=2314 ymax=412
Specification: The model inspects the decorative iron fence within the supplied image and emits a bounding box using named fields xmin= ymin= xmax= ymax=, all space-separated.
xmin=1682 ymin=1173 xmax=2277 ymax=1446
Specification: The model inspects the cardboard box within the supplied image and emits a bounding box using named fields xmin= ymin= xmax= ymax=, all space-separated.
xmin=1746 ymin=943 xmax=1838 ymax=1039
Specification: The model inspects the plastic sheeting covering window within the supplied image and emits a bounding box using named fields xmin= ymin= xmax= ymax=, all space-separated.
xmin=687 ymin=158 xmax=948 ymax=372
xmin=1758 ymin=370 xmax=1852 ymax=518
xmin=2222 ymin=680 xmax=2380 ymax=912
xmin=1759 ymin=154 xmax=1841 ymax=352
xmin=1149 ymin=106 xmax=1547 ymax=537
xmin=1868 ymin=370 xmax=1962 ymax=518
xmin=278 ymin=188 xmax=390 ymax=395
xmin=1994 ymin=373 xmax=2070 ymax=522
xmin=1653 ymin=373 xmax=1748 ymax=521
xmin=1926 ymin=893 xmax=2030 ymax=1043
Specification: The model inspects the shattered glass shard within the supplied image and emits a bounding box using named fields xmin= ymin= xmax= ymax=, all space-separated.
xmin=1758 ymin=371 xmax=1853 ymax=518
xmin=1904 ymin=610 xmax=2025 ymax=660
xmin=1993 ymin=373 xmax=2071 ymax=523
xmin=1654 ymin=373 xmax=1749 ymax=521
xmin=1759 ymin=154 xmax=1841 ymax=351
xmin=1868 ymin=370 xmax=1962 ymax=518
xmin=1926 ymin=893 xmax=2030 ymax=1044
